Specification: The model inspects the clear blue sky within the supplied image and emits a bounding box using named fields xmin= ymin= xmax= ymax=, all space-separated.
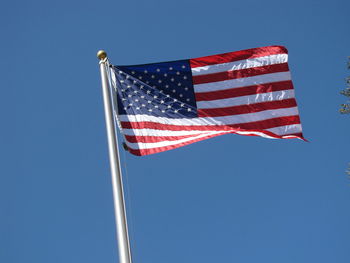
xmin=2 ymin=0 xmax=350 ymax=262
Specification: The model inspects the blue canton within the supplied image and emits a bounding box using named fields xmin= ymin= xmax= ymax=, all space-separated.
xmin=112 ymin=60 xmax=198 ymax=118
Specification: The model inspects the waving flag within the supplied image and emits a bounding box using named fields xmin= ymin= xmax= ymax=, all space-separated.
xmin=110 ymin=45 xmax=305 ymax=156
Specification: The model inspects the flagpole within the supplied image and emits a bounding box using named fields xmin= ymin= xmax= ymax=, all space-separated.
xmin=97 ymin=50 xmax=132 ymax=263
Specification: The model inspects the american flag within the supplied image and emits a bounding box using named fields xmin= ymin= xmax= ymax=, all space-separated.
xmin=110 ymin=45 xmax=305 ymax=156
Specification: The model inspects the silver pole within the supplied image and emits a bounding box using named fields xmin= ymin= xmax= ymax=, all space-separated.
xmin=97 ymin=50 xmax=132 ymax=263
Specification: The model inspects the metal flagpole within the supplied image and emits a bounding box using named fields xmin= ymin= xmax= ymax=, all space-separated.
xmin=97 ymin=50 xmax=132 ymax=263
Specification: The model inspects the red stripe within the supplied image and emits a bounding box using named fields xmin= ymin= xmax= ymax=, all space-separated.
xmin=280 ymin=132 xmax=307 ymax=142
xmin=125 ymin=128 xmax=304 ymax=156
xmin=234 ymin=115 xmax=300 ymax=130
xmin=124 ymin=114 xmax=300 ymax=143
xmin=192 ymin=63 xmax=289 ymax=85
xmin=198 ymin=98 xmax=297 ymax=117
xmin=126 ymin=132 xmax=228 ymax=156
xmin=124 ymin=133 xmax=207 ymax=143
xmin=195 ymin=81 xmax=294 ymax=101
xmin=121 ymin=115 xmax=300 ymax=133
xmin=190 ymin=46 xmax=288 ymax=68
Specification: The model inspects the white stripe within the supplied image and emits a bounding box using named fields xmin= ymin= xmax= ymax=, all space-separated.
xmin=119 ymin=107 xmax=299 ymax=127
xmin=122 ymin=123 xmax=301 ymax=138
xmin=123 ymin=128 xmax=212 ymax=136
xmin=197 ymin=90 xmax=295 ymax=109
xmin=194 ymin=72 xmax=291 ymax=93
xmin=191 ymin=54 xmax=288 ymax=76
xmin=234 ymin=130 xmax=277 ymax=139
xmin=267 ymin=124 xmax=302 ymax=136
xmin=124 ymin=131 xmax=229 ymax=150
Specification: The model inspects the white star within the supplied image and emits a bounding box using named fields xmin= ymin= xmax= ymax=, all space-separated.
xmin=166 ymin=94 xmax=170 ymax=98
xmin=184 ymin=87 xmax=188 ymax=91
xmin=141 ymin=104 xmax=146 ymax=107
xmin=158 ymin=80 xmax=162 ymax=83
xmin=146 ymin=90 xmax=151 ymax=94
xmin=174 ymin=109 xmax=178 ymax=113
xmin=151 ymin=75 xmax=155 ymax=79
xmin=124 ymin=107 xmax=127 ymax=110
xmin=177 ymin=83 xmax=181 ymax=86
xmin=139 ymin=76 xmax=142 ymax=79
xmin=154 ymin=95 xmax=158 ymax=99
xmin=153 ymin=86 xmax=156 ymax=88
xmin=119 ymin=71 xmax=123 ymax=74
xmin=131 ymin=71 xmax=135 ymax=74
xmin=148 ymin=109 xmax=152 ymax=112
xmin=187 ymin=108 xmax=191 ymax=112
xmin=128 ymin=94 xmax=132 ymax=98
xmin=135 ymin=99 xmax=139 ymax=102
xmin=164 ymin=73 xmax=168 ymax=77
xmin=183 ymin=76 xmax=187 ymax=80
xmin=172 ymin=89 xmax=176 ymax=93
xmin=167 ymin=105 xmax=171 ymax=108
xmin=146 ymin=81 xmax=149 ymax=84
xmin=126 ymin=85 xmax=131 ymax=89
xmin=136 ymin=107 xmax=140 ymax=110
xmin=133 ymin=80 xmax=137 ymax=84
xmin=176 ymin=71 xmax=180 ymax=75
xmin=128 ymin=103 xmax=133 ymax=106
xmin=122 ymin=98 xmax=127 ymax=101
xmin=121 ymin=89 xmax=125 ymax=92
xmin=141 ymin=95 xmax=145 ymax=99
xmin=148 ymin=100 xmax=152 ymax=104
xmin=171 ymin=78 xmax=174 ymax=82
xmin=169 ymin=67 xmax=173 ymax=70
xmin=144 ymin=70 xmax=148 ymax=73
xmin=180 ymin=103 xmax=184 ymax=107
xmin=160 ymin=90 xmax=164 ymax=93
xmin=133 ymin=90 xmax=138 ymax=94
xmin=173 ymin=98 xmax=177 ymax=102
xmin=182 ymin=65 xmax=186 ymax=69
xmin=186 ymin=98 xmax=190 ymax=102
xmin=160 ymin=100 xmax=164 ymax=104
xmin=165 ymin=85 xmax=169 ymax=88
xmin=179 ymin=94 xmax=183 ymax=97
xmin=120 ymin=80 xmax=124 ymax=83
xmin=155 ymin=105 xmax=159 ymax=108
xmin=126 ymin=75 xmax=130 ymax=79
xmin=162 ymin=110 xmax=165 ymax=113
xmin=140 ymin=85 xmax=144 ymax=89
xmin=156 ymin=68 xmax=160 ymax=72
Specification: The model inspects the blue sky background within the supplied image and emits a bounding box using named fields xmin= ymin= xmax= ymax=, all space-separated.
xmin=2 ymin=0 xmax=350 ymax=262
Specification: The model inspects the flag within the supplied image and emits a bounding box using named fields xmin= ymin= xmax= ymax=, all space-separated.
xmin=110 ymin=45 xmax=305 ymax=156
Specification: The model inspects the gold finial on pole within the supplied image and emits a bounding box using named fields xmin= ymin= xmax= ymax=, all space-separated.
xmin=97 ymin=50 xmax=107 ymax=60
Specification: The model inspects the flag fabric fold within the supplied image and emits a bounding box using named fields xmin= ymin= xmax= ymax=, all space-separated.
xmin=110 ymin=45 xmax=305 ymax=156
